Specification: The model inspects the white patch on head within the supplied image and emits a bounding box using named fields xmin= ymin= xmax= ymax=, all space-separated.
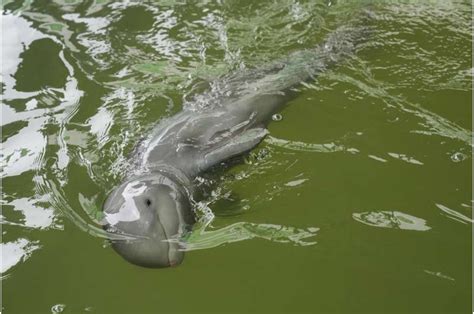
xmin=105 ymin=182 xmax=147 ymax=226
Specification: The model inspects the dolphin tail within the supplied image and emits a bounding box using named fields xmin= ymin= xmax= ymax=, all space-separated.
xmin=270 ymin=9 xmax=374 ymax=91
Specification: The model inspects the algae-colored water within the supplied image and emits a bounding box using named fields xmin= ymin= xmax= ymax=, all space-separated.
xmin=1 ymin=0 xmax=472 ymax=313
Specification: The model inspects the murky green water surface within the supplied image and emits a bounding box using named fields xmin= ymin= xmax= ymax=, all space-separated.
xmin=1 ymin=0 xmax=472 ymax=313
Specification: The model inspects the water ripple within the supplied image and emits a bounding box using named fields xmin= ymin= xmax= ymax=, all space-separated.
xmin=435 ymin=203 xmax=473 ymax=224
xmin=353 ymin=211 xmax=431 ymax=231
xmin=178 ymin=216 xmax=318 ymax=251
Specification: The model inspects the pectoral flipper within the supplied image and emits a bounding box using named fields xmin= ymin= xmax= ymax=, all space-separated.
xmin=198 ymin=127 xmax=269 ymax=171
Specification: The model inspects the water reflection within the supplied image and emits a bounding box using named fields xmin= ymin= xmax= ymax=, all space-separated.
xmin=387 ymin=152 xmax=423 ymax=165
xmin=2 ymin=117 xmax=46 ymax=177
xmin=2 ymin=13 xmax=81 ymax=274
xmin=2 ymin=14 xmax=44 ymax=100
xmin=435 ymin=203 xmax=473 ymax=224
xmin=352 ymin=211 xmax=431 ymax=231
xmin=50 ymin=304 xmax=66 ymax=314
xmin=423 ymin=269 xmax=455 ymax=282
xmin=6 ymin=197 xmax=57 ymax=229
xmin=265 ymin=135 xmax=353 ymax=153
xmin=1 ymin=238 xmax=40 ymax=275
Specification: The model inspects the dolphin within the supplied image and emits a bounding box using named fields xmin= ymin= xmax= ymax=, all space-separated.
xmin=102 ymin=22 xmax=369 ymax=268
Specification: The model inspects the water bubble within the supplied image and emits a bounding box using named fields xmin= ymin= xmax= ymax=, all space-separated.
xmin=51 ymin=304 xmax=65 ymax=313
xmin=450 ymin=152 xmax=467 ymax=163
xmin=272 ymin=114 xmax=283 ymax=121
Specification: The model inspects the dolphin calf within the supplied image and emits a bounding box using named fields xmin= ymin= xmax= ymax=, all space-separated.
xmin=102 ymin=22 xmax=368 ymax=268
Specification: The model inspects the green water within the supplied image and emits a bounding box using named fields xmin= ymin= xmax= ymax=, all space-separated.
xmin=1 ymin=0 xmax=472 ymax=313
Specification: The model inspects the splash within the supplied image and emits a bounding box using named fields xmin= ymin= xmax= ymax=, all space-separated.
xmin=178 ymin=215 xmax=318 ymax=251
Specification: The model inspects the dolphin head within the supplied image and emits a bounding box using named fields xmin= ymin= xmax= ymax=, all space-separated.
xmin=102 ymin=172 xmax=194 ymax=268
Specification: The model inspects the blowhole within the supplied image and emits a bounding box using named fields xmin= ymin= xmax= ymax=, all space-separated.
xmin=146 ymin=199 xmax=152 ymax=206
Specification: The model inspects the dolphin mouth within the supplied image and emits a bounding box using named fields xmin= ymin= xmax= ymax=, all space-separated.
xmin=169 ymin=260 xmax=179 ymax=267
xmin=103 ymin=221 xmax=186 ymax=268
xmin=102 ymin=224 xmax=150 ymax=241
xmin=109 ymin=236 xmax=183 ymax=268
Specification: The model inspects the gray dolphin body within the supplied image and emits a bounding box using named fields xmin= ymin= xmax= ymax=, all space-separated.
xmin=103 ymin=23 xmax=368 ymax=268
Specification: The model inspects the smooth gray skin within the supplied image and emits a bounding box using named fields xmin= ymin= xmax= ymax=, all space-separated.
xmin=102 ymin=23 xmax=367 ymax=268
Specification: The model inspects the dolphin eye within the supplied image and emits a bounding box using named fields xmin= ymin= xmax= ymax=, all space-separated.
xmin=145 ymin=199 xmax=152 ymax=206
